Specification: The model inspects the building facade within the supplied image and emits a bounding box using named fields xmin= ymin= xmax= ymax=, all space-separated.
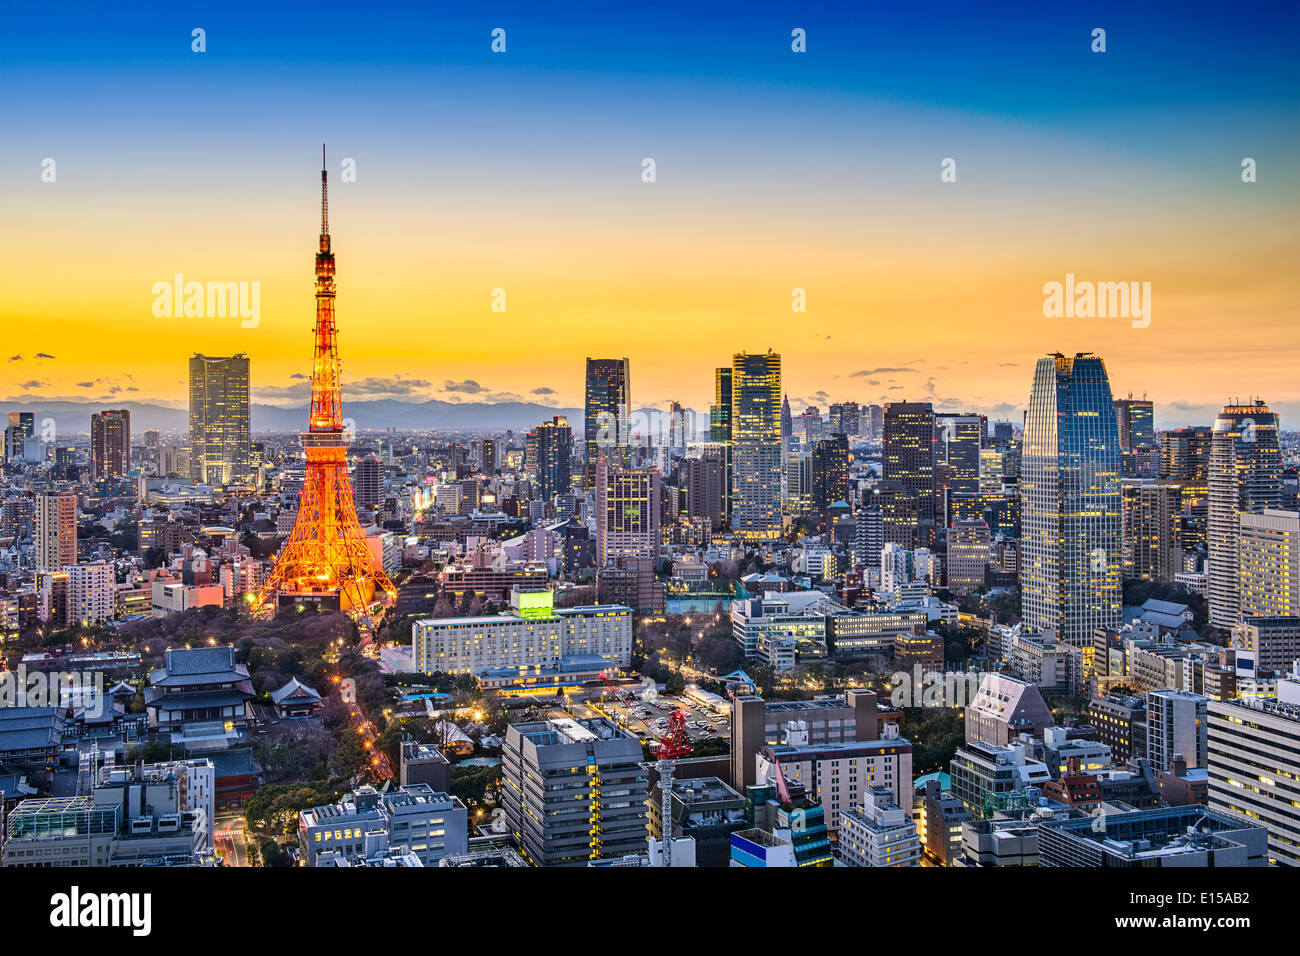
xmin=1021 ymin=353 xmax=1123 ymax=644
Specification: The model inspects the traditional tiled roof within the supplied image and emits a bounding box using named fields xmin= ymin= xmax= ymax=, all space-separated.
xmin=270 ymin=677 xmax=322 ymax=705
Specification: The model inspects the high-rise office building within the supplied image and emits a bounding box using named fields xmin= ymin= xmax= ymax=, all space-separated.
xmin=188 ymin=353 xmax=250 ymax=485
xmin=35 ymin=491 xmax=77 ymax=571
xmin=830 ymin=402 xmax=861 ymax=438
xmin=801 ymin=407 xmax=824 ymax=444
xmin=865 ymin=404 xmax=884 ymax=442
xmin=8 ymin=411 xmax=34 ymax=437
xmin=811 ymin=434 xmax=850 ymax=515
xmin=529 ymin=416 xmax=574 ymax=501
xmin=936 ymin=413 xmax=984 ymax=509
xmin=1238 ymin=509 xmax=1300 ymax=620
xmin=595 ymin=461 xmax=661 ymax=567
xmin=711 ymin=367 xmax=733 ymax=522
xmin=502 ymin=717 xmax=649 ymax=866
xmin=1159 ymin=426 xmax=1212 ymax=481
xmin=583 ymin=358 xmax=630 ymax=489
xmin=947 ymin=520 xmax=990 ymax=592
xmin=1208 ymin=401 xmax=1281 ymax=629
xmin=354 ymin=453 xmax=384 ymax=512
xmin=1113 ymin=395 xmax=1155 ymax=451
xmin=883 ymin=402 xmax=936 ymax=522
xmin=682 ymin=448 xmax=725 ymax=529
xmin=89 ymin=409 xmax=130 ymax=481
xmin=730 ymin=351 xmax=782 ymax=539
xmin=1122 ymin=482 xmax=1182 ymax=583
xmin=978 ymin=446 xmax=1005 ymax=493
xmin=780 ymin=394 xmax=793 ymax=452
xmin=786 ymin=452 xmax=813 ymax=518
xmin=1021 ymin=353 xmax=1122 ymax=645
xmin=480 ymin=438 xmax=497 ymax=475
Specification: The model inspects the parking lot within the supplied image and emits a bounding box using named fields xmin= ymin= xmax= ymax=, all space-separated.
xmin=599 ymin=694 xmax=730 ymax=745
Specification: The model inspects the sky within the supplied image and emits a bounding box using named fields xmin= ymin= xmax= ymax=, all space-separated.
xmin=1 ymin=1 xmax=1297 ymax=428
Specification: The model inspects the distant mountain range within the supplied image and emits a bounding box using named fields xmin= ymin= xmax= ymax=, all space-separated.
xmin=0 ymin=398 xmax=587 ymax=436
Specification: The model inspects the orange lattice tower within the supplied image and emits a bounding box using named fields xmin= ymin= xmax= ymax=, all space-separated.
xmin=257 ymin=148 xmax=397 ymax=613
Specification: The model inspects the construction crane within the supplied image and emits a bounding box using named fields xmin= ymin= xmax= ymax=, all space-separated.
xmin=655 ymin=708 xmax=693 ymax=867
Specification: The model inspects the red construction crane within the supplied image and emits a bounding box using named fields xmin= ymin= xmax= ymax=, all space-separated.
xmin=657 ymin=708 xmax=694 ymax=760
xmin=654 ymin=708 xmax=694 ymax=867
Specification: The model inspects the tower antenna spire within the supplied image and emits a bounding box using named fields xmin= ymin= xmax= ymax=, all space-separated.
xmin=320 ymin=143 xmax=329 ymax=237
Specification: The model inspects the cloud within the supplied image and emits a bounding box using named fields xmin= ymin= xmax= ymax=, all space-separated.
xmin=75 ymin=381 xmax=94 ymax=388
xmin=443 ymin=379 xmax=486 ymax=395
xmin=852 ymin=367 xmax=916 ymax=377
xmin=255 ymin=374 xmax=434 ymax=405
xmin=34 ymin=352 xmax=55 ymax=360
xmin=290 ymin=372 xmax=309 ymax=381
xmin=531 ymin=387 xmax=557 ymax=396
xmin=7 ymin=355 xmax=22 ymax=363
xmin=345 ymin=376 xmax=431 ymax=398
xmin=18 ymin=379 xmax=49 ymax=389
xmin=253 ymin=382 xmax=314 ymax=402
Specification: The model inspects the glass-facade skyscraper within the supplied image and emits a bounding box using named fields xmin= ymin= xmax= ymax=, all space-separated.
xmin=730 ymin=351 xmax=781 ymax=539
xmin=711 ymin=366 xmax=733 ymax=523
xmin=189 ymin=353 xmax=250 ymax=485
xmin=1021 ymin=353 xmax=1122 ymax=645
xmin=884 ymin=402 xmax=937 ymax=522
xmin=583 ymin=357 xmax=630 ymax=489
xmin=1208 ymin=400 xmax=1281 ymax=629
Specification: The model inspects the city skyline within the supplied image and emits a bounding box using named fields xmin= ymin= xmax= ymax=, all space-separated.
xmin=2 ymin=4 xmax=1298 ymax=423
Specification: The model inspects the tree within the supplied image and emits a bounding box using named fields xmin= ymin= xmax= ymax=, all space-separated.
xmin=329 ymin=729 xmax=368 ymax=779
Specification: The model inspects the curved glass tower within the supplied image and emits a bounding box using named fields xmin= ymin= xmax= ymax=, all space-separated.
xmin=1021 ymin=353 xmax=1123 ymax=644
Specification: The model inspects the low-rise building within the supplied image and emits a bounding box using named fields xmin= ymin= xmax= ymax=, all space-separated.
xmin=838 ymin=785 xmax=921 ymax=867
xmin=298 ymin=784 xmax=467 ymax=867
xmin=1037 ymin=805 xmax=1269 ymax=867
xmin=412 ymin=588 xmax=631 ymax=677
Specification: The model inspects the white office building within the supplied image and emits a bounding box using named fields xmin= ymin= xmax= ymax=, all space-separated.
xmin=412 ymin=588 xmax=631 ymax=676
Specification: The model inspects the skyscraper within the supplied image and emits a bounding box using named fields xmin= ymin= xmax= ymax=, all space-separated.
xmin=780 ymin=394 xmax=793 ymax=452
xmin=884 ymin=402 xmax=937 ymax=522
xmin=583 ymin=358 xmax=630 ymax=489
xmin=595 ymin=460 xmax=661 ymax=567
xmin=683 ymin=448 xmax=725 ymax=529
xmin=711 ymin=367 xmax=733 ymax=522
xmin=1113 ymin=395 xmax=1155 ymax=451
xmin=189 ymin=353 xmax=250 ymax=485
xmin=480 ymin=438 xmax=497 ymax=475
xmin=1159 ymin=426 xmax=1212 ymax=481
xmin=354 ymin=454 xmax=384 ymax=512
xmin=1121 ymin=482 xmax=1182 ymax=583
xmin=811 ymin=434 xmax=850 ymax=515
xmin=786 ymin=452 xmax=812 ymax=518
xmin=8 ymin=411 xmax=33 ymax=434
xmin=530 ymin=415 xmax=574 ymax=500
xmin=730 ymin=350 xmax=782 ymax=539
xmin=1021 ymin=353 xmax=1122 ymax=645
xmin=89 ymin=409 xmax=130 ymax=481
xmin=1238 ymin=509 xmax=1300 ymax=619
xmin=936 ymin=413 xmax=984 ymax=504
xmin=35 ymin=491 xmax=77 ymax=571
xmin=1208 ymin=400 xmax=1281 ymax=629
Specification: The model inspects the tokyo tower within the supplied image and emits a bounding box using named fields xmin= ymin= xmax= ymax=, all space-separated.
xmin=257 ymin=149 xmax=397 ymax=613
